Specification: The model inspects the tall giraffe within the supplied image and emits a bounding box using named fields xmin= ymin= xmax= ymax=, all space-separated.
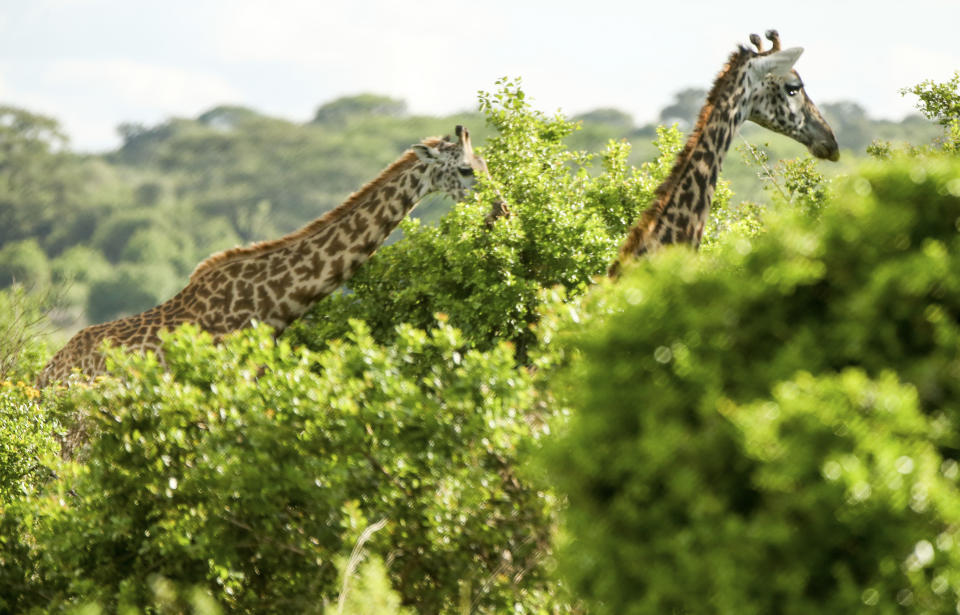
xmin=609 ymin=30 xmax=839 ymax=276
xmin=40 ymin=125 xmax=496 ymax=386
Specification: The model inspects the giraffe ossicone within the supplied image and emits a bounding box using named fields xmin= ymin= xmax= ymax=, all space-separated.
xmin=609 ymin=30 xmax=839 ymax=277
xmin=39 ymin=125 xmax=496 ymax=387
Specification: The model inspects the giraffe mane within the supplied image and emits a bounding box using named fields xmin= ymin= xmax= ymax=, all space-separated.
xmin=188 ymin=136 xmax=446 ymax=283
xmin=616 ymin=46 xmax=755 ymax=264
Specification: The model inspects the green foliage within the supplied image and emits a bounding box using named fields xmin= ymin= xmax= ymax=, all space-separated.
xmin=776 ymin=156 xmax=830 ymax=217
xmin=4 ymin=322 xmax=557 ymax=613
xmin=0 ymin=381 xmax=55 ymax=505
xmin=0 ymin=284 xmax=56 ymax=381
xmin=903 ymin=72 xmax=960 ymax=127
xmin=0 ymin=106 xmax=76 ymax=246
xmin=0 ymin=378 xmax=59 ymax=615
xmin=286 ymin=80 xmax=697 ymax=360
xmin=902 ymin=72 xmax=960 ymax=153
xmin=8 ymin=73 xmax=960 ymax=615
xmin=0 ymin=238 xmax=51 ymax=288
xmin=548 ymin=153 xmax=960 ymax=613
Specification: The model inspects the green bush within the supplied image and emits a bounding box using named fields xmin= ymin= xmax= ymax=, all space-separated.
xmin=0 ymin=380 xmax=59 ymax=615
xmin=4 ymin=321 xmax=559 ymax=613
xmin=0 ymin=382 xmax=56 ymax=505
xmin=547 ymin=154 xmax=960 ymax=613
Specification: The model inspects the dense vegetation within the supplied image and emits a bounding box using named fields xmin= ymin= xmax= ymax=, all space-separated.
xmin=550 ymin=157 xmax=960 ymax=614
xmin=1 ymin=71 xmax=959 ymax=613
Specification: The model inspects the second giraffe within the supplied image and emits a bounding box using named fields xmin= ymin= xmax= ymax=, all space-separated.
xmin=609 ymin=30 xmax=839 ymax=277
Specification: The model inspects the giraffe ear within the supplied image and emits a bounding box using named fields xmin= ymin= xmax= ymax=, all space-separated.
xmin=750 ymin=47 xmax=804 ymax=78
xmin=412 ymin=144 xmax=441 ymax=162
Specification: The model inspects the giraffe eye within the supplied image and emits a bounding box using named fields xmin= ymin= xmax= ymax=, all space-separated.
xmin=458 ymin=166 xmax=475 ymax=177
xmin=785 ymin=83 xmax=802 ymax=97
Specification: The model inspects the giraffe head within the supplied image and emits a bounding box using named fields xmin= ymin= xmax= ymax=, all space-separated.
xmin=743 ymin=30 xmax=840 ymax=161
xmin=411 ymin=125 xmax=489 ymax=201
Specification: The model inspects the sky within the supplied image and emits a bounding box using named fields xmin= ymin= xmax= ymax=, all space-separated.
xmin=2 ymin=0 xmax=959 ymax=152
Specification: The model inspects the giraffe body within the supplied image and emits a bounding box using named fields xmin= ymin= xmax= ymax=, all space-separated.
xmin=609 ymin=31 xmax=839 ymax=276
xmin=40 ymin=126 xmax=491 ymax=386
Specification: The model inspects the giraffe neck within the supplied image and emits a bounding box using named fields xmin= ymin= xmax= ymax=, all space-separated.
xmin=612 ymin=52 xmax=754 ymax=273
xmin=188 ymin=153 xmax=431 ymax=334
xmin=651 ymin=67 xmax=751 ymax=249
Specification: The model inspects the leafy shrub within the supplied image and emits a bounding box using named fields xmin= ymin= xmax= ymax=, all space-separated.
xmin=547 ymin=153 xmax=960 ymax=613
xmin=4 ymin=322 xmax=559 ymax=614
xmin=0 ymin=380 xmax=59 ymax=615
xmin=0 ymin=381 xmax=56 ymax=505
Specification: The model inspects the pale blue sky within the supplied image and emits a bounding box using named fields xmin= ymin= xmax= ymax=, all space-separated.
xmin=2 ymin=0 xmax=958 ymax=151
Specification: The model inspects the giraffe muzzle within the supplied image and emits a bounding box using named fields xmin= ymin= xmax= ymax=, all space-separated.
xmin=809 ymin=138 xmax=840 ymax=162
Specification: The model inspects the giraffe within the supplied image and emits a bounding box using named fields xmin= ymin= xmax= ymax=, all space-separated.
xmin=39 ymin=125 xmax=498 ymax=387
xmin=608 ymin=30 xmax=839 ymax=277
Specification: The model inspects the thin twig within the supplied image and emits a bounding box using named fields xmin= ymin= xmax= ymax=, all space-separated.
xmin=738 ymin=135 xmax=790 ymax=202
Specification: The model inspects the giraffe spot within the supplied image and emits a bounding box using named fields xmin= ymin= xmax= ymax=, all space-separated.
xmin=312 ymin=228 xmax=334 ymax=247
xmin=294 ymin=251 xmax=325 ymax=279
xmin=233 ymin=295 xmax=255 ymax=313
xmin=373 ymin=209 xmax=393 ymax=229
xmin=268 ymin=255 xmax=288 ymax=277
xmin=351 ymin=238 xmax=380 ymax=255
xmin=324 ymin=233 xmax=347 ymax=256
xmin=257 ymin=286 xmax=276 ymax=315
xmin=201 ymin=313 xmax=224 ymax=331
xmin=236 ymin=280 xmax=254 ymax=300
xmin=243 ymin=261 xmax=266 ymax=277
xmin=327 ymin=256 xmax=345 ymax=285
xmin=276 ymin=300 xmax=296 ymax=323
xmin=267 ymin=272 xmax=292 ymax=297
xmin=225 ymin=314 xmax=249 ymax=331
xmin=693 ymin=197 xmax=708 ymax=216
xmin=290 ymin=285 xmax=316 ymax=306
